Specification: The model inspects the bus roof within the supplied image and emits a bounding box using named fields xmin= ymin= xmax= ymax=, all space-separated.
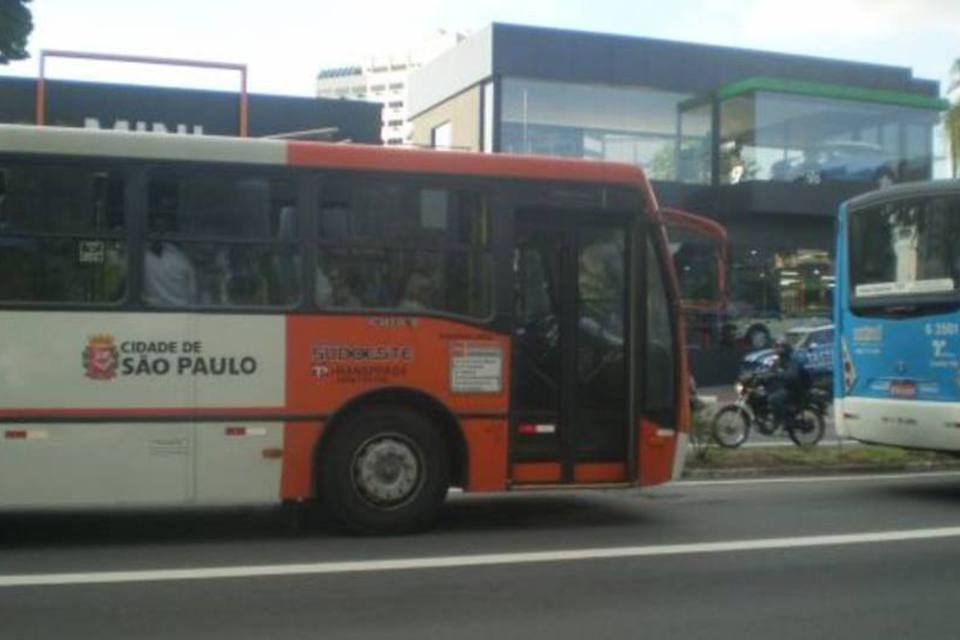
xmin=0 ymin=124 xmax=654 ymax=193
xmin=843 ymin=179 xmax=960 ymax=212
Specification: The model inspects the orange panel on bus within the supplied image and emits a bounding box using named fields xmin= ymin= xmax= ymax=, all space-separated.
xmin=284 ymin=315 xmax=510 ymax=417
xmin=462 ymin=418 xmax=509 ymax=492
xmin=511 ymin=462 xmax=563 ymax=484
xmin=638 ymin=420 xmax=678 ymax=486
xmin=574 ymin=462 xmax=627 ymax=483
xmin=280 ymin=422 xmax=325 ymax=501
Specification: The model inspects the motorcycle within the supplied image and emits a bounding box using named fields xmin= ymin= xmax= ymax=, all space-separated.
xmin=711 ymin=372 xmax=827 ymax=448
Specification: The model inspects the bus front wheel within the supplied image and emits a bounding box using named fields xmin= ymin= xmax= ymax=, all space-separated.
xmin=319 ymin=406 xmax=450 ymax=534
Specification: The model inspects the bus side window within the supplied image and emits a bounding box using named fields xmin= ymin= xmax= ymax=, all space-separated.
xmin=144 ymin=171 xmax=301 ymax=308
xmin=0 ymin=162 xmax=127 ymax=304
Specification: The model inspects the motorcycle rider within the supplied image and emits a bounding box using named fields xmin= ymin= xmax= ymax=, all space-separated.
xmin=766 ymin=339 xmax=811 ymax=428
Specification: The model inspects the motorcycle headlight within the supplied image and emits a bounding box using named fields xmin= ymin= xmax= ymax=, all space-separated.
xmin=734 ymin=381 xmax=745 ymax=395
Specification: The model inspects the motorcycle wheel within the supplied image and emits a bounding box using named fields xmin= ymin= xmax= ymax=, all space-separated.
xmin=711 ymin=405 xmax=751 ymax=449
xmin=787 ymin=407 xmax=825 ymax=448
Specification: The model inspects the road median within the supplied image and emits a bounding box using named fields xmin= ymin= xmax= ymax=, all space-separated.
xmin=684 ymin=442 xmax=960 ymax=480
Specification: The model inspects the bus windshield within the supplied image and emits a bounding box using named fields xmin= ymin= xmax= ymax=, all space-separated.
xmin=850 ymin=194 xmax=960 ymax=304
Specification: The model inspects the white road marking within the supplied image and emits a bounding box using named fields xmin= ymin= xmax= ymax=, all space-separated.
xmin=4 ymin=526 xmax=960 ymax=588
xmin=678 ymin=470 xmax=960 ymax=487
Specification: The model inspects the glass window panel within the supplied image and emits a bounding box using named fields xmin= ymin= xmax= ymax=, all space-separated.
xmin=0 ymin=163 xmax=125 ymax=234
xmin=148 ymin=173 xmax=297 ymax=240
xmin=645 ymin=237 xmax=676 ymax=420
xmin=727 ymin=244 xmax=833 ymax=325
xmin=670 ymin=235 xmax=720 ymax=302
xmin=420 ymin=189 xmax=449 ymax=230
xmin=319 ymin=182 xmax=489 ymax=249
xmin=500 ymin=77 xmax=690 ymax=180
xmin=678 ymin=101 xmax=713 ymax=184
xmin=316 ymin=248 xmax=492 ymax=317
xmin=577 ymin=226 xmax=627 ymax=458
xmin=0 ymin=237 xmax=126 ymax=303
xmin=719 ymin=91 xmax=938 ymax=185
xmin=850 ymin=196 xmax=960 ymax=300
xmin=431 ymin=122 xmax=452 ymax=149
xmin=143 ymin=241 xmax=300 ymax=308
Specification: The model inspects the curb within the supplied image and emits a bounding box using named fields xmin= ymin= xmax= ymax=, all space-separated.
xmin=682 ymin=461 xmax=960 ymax=480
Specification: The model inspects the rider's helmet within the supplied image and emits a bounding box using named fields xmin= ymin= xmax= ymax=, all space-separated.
xmin=772 ymin=339 xmax=793 ymax=362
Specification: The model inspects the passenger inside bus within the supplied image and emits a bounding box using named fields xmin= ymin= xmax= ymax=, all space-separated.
xmin=220 ymin=247 xmax=268 ymax=305
xmin=399 ymin=272 xmax=436 ymax=310
xmin=144 ymin=211 xmax=197 ymax=306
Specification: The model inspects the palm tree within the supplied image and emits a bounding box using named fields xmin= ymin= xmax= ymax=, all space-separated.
xmin=948 ymin=58 xmax=960 ymax=178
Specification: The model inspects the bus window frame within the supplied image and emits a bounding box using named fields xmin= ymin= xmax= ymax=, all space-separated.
xmin=140 ymin=163 xmax=307 ymax=313
xmin=0 ymin=153 xmax=133 ymax=310
xmin=313 ymin=170 xmax=500 ymax=326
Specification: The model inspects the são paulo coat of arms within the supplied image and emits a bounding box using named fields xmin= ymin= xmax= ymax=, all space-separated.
xmin=83 ymin=334 xmax=119 ymax=380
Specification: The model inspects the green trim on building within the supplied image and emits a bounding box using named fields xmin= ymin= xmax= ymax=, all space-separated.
xmin=715 ymin=77 xmax=948 ymax=111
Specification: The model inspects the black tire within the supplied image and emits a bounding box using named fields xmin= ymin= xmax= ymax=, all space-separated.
xmin=319 ymin=405 xmax=450 ymax=535
xmin=746 ymin=325 xmax=771 ymax=350
xmin=711 ymin=405 xmax=751 ymax=448
xmin=787 ymin=407 xmax=825 ymax=448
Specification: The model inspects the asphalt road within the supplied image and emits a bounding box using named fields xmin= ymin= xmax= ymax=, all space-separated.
xmin=4 ymin=472 xmax=960 ymax=639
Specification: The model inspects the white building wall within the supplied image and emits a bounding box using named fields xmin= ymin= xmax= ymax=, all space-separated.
xmin=316 ymin=30 xmax=466 ymax=146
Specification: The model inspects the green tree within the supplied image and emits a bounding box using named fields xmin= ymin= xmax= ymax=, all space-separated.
xmin=0 ymin=0 xmax=32 ymax=64
xmin=948 ymin=58 xmax=960 ymax=178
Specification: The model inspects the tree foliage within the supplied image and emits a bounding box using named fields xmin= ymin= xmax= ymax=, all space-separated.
xmin=948 ymin=58 xmax=960 ymax=178
xmin=0 ymin=0 xmax=32 ymax=64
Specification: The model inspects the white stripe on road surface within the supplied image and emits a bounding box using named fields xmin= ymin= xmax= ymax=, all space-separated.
xmin=5 ymin=525 xmax=960 ymax=588
xmin=679 ymin=470 xmax=960 ymax=486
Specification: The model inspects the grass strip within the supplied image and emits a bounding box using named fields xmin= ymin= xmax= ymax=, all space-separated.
xmin=687 ymin=443 xmax=959 ymax=471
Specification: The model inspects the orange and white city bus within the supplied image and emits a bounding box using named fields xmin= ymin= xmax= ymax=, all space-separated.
xmin=0 ymin=124 xmax=688 ymax=533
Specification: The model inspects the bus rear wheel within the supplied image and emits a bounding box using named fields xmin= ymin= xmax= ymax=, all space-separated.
xmin=319 ymin=406 xmax=450 ymax=534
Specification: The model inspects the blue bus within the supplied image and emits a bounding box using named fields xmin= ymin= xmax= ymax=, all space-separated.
xmin=834 ymin=180 xmax=960 ymax=451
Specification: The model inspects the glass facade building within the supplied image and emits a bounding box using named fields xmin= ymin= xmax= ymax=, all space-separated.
xmin=408 ymin=24 xmax=947 ymax=381
xmin=499 ymin=78 xmax=690 ymax=180
xmin=710 ymin=80 xmax=943 ymax=187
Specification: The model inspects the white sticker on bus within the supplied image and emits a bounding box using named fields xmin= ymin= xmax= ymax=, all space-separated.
xmin=855 ymin=278 xmax=955 ymax=298
xmin=450 ymin=342 xmax=503 ymax=394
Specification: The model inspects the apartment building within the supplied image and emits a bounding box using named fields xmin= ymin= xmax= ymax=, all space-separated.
xmin=316 ymin=30 xmax=465 ymax=145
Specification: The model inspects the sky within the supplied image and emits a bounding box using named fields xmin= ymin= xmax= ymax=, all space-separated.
xmin=2 ymin=0 xmax=959 ymax=97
